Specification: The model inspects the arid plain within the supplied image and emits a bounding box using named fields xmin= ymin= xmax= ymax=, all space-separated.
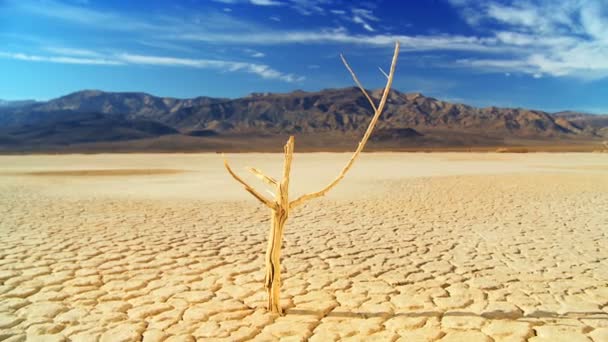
xmin=1 ymin=152 xmax=607 ymax=342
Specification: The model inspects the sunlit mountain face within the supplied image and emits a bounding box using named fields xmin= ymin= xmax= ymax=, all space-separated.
xmin=0 ymin=87 xmax=606 ymax=153
xmin=0 ymin=0 xmax=607 ymax=114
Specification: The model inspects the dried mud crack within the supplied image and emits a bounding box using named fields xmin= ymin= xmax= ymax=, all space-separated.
xmin=1 ymin=153 xmax=607 ymax=341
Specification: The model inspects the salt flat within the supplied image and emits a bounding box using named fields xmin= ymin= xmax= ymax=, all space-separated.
xmin=1 ymin=153 xmax=607 ymax=341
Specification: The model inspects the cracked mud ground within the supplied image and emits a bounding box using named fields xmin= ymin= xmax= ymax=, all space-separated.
xmin=1 ymin=153 xmax=607 ymax=341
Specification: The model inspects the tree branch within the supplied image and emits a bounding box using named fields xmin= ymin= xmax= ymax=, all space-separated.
xmin=340 ymin=54 xmax=377 ymax=112
xmin=247 ymin=167 xmax=278 ymax=186
xmin=223 ymin=156 xmax=277 ymax=209
xmin=279 ymin=136 xmax=295 ymax=208
xmin=378 ymin=66 xmax=389 ymax=80
xmin=290 ymin=42 xmax=400 ymax=209
xmin=282 ymin=136 xmax=295 ymax=187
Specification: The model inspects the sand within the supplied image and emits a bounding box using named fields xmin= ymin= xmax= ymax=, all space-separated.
xmin=1 ymin=152 xmax=607 ymax=341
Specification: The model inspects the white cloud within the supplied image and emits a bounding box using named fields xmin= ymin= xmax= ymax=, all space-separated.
xmin=351 ymin=8 xmax=378 ymax=32
xmin=213 ymin=0 xmax=281 ymax=4
xmin=44 ymin=47 xmax=101 ymax=57
xmin=8 ymin=0 xmax=608 ymax=81
xmin=9 ymin=0 xmax=162 ymax=33
xmin=117 ymin=53 xmax=304 ymax=82
xmin=251 ymin=0 xmax=282 ymax=5
xmin=0 ymin=51 xmax=123 ymax=65
xmin=213 ymin=0 xmax=331 ymax=14
xmin=486 ymin=3 xmax=539 ymax=28
xmin=580 ymin=1 xmax=608 ymax=40
xmin=175 ymin=29 xmax=503 ymax=53
xmin=244 ymin=48 xmax=266 ymax=58
xmin=446 ymin=0 xmax=608 ymax=80
xmin=118 ymin=53 xmax=304 ymax=82
xmin=457 ymin=58 xmax=530 ymax=70
xmin=8 ymin=0 xmax=258 ymax=36
xmin=352 ymin=8 xmax=378 ymax=22
xmin=0 ymin=50 xmax=303 ymax=82
xmin=352 ymin=17 xmax=374 ymax=32
xmin=286 ymin=0 xmax=330 ymax=15
xmin=15 ymin=0 xmax=495 ymax=56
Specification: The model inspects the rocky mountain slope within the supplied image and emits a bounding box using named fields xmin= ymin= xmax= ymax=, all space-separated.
xmin=554 ymin=111 xmax=608 ymax=137
xmin=0 ymin=88 xmax=606 ymax=152
xmin=0 ymin=111 xmax=177 ymax=147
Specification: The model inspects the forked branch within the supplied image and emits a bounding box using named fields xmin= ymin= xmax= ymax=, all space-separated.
xmin=290 ymin=41 xmax=400 ymax=209
xmin=223 ymin=156 xmax=277 ymax=209
xmin=340 ymin=54 xmax=377 ymax=112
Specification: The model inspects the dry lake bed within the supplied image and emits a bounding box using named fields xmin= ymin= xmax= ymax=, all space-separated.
xmin=1 ymin=153 xmax=607 ymax=341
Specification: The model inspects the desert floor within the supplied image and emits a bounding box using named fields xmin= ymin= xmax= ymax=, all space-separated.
xmin=1 ymin=153 xmax=607 ymax=342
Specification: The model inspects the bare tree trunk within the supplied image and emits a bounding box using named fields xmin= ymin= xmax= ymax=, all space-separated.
xmin=265 ymin=207 xmax=287 ymax=314
xmin=264 ymin=136 xmax=293 ymax=314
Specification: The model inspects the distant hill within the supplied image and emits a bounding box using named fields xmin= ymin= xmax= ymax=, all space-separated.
xmin=0 ymin=111 xmax=178 ymax=147
xmin=0 ymin=88 xmax=606 ymax=152
xmin=553 ymin=111 xmax=608 ymax=137
xmin=0 ymin=99 xmax=37 ymax=108
xmin=0 ymin=90 xmax=223 ymax=126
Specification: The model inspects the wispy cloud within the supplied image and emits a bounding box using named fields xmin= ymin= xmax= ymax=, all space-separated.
xmin=287 ymin=0 xmax=333 ymax=15
xmin=174 ymin=29 xmax=504 ymax=53
xmin=7 ymin=0 xmax=503 ymax=55
xmin=7 ymin=0 xmax=256 ymax=36
xmin=118 ymin=53 xmax=303 ymax=82
xmin=251 ymin=0 xmax=282 ymax=5
xmin=211 ymin=0 xmax=333 ymax=14
xmin=43 ymin=47 xmax=101 ymax=57
xmin=244 ymin=49 xmax=266 ymax=58
xmin=212 ymin=0 xmax=282 ymax=5
xmin=180 ymin=0 xmax=608 ymax=80
xmin=447 ymin=0 xmax=608 ymax=80
xmin=0 ymin=50 xmax=303 ymax=82
xmin=351 ymin=8 xmax=378 ymax=32
xmin=0 ymin=51 xmax=123 ymax=65
xmin=7 ymin=0 xmax=608 ymax=81
xmin=9 ymin=0 xmax=162 ymax=33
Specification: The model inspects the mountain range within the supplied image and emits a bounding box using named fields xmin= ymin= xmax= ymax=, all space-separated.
xmin=0 ymin=99 xmax=37 ymax=108
xmin=1 ymin=88 xmax=606 ymax=152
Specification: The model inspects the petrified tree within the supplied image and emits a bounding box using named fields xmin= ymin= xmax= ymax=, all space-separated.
xmin=224 ymin=42 xmax=400 ymax=314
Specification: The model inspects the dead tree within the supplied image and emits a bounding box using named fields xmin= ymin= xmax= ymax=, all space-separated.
xmin=224 ymin=42 xmax=400 ymax=314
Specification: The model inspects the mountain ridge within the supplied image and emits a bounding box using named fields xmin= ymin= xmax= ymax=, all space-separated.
xmin=0 ymin=99 xmax=38 ymax=108
xmin=1 ymin=88 xmax=606 ymax=152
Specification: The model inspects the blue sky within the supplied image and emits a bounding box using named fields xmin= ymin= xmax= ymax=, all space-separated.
xmin=1 ymin=0 xmax=607 ymax=113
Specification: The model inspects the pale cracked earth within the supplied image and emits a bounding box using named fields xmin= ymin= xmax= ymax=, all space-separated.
xmin=0 ymin=153 xmax=607 ymax=342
